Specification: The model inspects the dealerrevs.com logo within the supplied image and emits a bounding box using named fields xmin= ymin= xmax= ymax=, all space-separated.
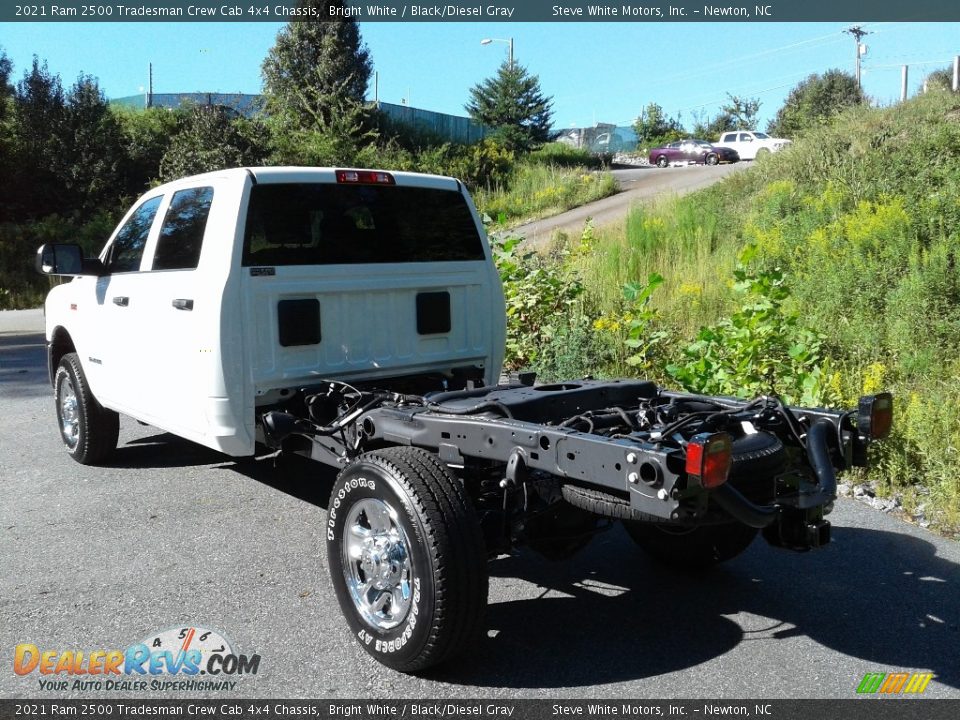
xmin=13 ymin=626 xmax=261 ymax=692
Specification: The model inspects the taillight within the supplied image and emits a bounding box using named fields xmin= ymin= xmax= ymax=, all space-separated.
xmin=335 ymin=170 xmax=395 ymax=185
xmin=858 ymin=392 xmax=893 ymax=440
xmin=686 ymin=432 xmax=733 ymax=489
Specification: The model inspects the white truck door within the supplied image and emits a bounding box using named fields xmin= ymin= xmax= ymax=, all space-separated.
xmin=87 ymin=194 xmax=165 ymax=412
xmin=127 ymin=186 xmax=217 ymax=441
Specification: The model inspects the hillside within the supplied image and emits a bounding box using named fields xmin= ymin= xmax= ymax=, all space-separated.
xmin=513 ymin=90 xmax=960 ymax=533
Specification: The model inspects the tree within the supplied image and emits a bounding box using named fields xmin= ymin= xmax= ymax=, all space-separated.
xmin=10 ymin=56 xmax=66 ymax=218
xmin=691 ymin=109 xmax=736 ymax=140
xmin=0 ymin=47 xmax=12 ymax=125
xmin=0 ymin=47 xmax=14 ymax=212
xmin=465 ymin=61 xmax=554 ymax=153
xmin=115 ymin=106 xmax=181 ymax=196
xmin=261 ymin=1 xmax=372 ymax=129
xmin=632 ymin=102 xmax=683 ymax=148
xmin=925 ymin=66 xmax=958 ymax=92
xmin=159 ymin=106 xmax=268 ymax=181
xmin=62 ymin=75 xmax=126 ymax=217
xmin=767 ymin=70 xmax=865 ymax=138
xmin=721 ymin=93 xmax=761 ymax=130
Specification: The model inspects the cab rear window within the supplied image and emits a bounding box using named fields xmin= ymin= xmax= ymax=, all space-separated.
xmin=242 ymin=183 xmax=485 ymax=266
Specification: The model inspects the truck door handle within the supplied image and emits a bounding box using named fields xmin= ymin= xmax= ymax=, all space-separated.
xmin=112 ymin=296 xmax=129 ymax=307
xmin=172 ymin=298 xmax=194 ymax=311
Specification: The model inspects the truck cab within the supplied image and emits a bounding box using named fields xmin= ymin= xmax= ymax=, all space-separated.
xmin=40 ymin=167 xmax=506 ymax=457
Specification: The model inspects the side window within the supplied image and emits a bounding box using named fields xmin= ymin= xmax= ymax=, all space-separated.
xmin=740 ymin=133 xmax=752 ymax=142
xmin=721 ymin=134 xmax=734 ymax=143
xmin=152 ymin=187 xmax=215 ymax=271
xmin=107 ymin=196 xmax=163 ymax=273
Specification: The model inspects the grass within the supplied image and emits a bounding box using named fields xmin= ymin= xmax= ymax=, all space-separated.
xmin=474 ymin=160 xmax=619 ymax=226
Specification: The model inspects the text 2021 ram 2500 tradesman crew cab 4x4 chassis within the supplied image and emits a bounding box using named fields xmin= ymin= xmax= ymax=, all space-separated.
xmin=36 ymin=167 xmax=892 ymax=672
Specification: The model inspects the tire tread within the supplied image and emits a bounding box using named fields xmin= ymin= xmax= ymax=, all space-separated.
xmin=57 ymin=352 xmax=119 ymax=465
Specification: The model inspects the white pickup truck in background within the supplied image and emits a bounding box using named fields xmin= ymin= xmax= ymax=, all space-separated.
xmin=716 ymin=130 xmax=792 ymax=159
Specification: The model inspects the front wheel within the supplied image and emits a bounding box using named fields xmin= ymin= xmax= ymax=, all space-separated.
xmin=705 ymin=153 xmax=719 ymax=166
xmin=656 ymin=155 xmax=669 ymax=168
xmin=622 ymin=521 xmax=758 ymax=569
xmin=327 ymin=447 xmax=488 ymax=672
xmin=54 ymin=352 xmax=119 ymax=465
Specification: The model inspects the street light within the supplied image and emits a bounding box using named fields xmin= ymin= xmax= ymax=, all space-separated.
xmin=480 ymin=37 xmax=514 ymax=68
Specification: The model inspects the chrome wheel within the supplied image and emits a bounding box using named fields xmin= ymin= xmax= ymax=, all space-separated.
xmin=58 ymin=375 xmax=80 ymax=450
xmin=341 ymin=497 xmax=414 ymax=631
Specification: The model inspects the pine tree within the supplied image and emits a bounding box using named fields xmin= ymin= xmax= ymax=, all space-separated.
xmin=261 ymin=1 xmax=372 ymax=129
xmin=62 ymin=75 xmax=126 ymax=217
xmin=465 ymin=61 xmax=553 ymax=153
xmin=11 ymin=56 xmax=66 ymax=218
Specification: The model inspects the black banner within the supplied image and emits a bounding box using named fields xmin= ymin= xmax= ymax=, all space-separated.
xmin=1 ymin=1 xmax=959 ymax=23
xmin=1 ymin=700 xmax=959 ymax=720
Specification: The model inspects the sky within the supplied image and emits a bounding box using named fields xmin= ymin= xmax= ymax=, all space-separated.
xmin=0 ymin=20 xmax=958 ymax=132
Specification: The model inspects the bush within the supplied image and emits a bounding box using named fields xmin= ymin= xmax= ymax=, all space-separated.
xmin=491 ymin=233 xmax=585 ymax=370
xmin=667 ymin=257 xmax=834 ymax=407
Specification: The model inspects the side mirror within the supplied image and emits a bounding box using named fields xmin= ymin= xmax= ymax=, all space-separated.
xmin=35 ymin=243 xmax=103 ymax=276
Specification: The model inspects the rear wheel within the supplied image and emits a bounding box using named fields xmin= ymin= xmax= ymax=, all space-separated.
xmin=706 ymin=153 xmax=719 ymax=166
xmin=54 ymin=352 xmax=119 ymax=465
xmin=656 ymin=155 xmax=669 ymax=168
xmin=327 ymin=447 xmax=487 ymax=672
xmin=756 ymin=147 xmax=771 ymax=158
xmin=623 ymin=521 xmax=759 ymax=568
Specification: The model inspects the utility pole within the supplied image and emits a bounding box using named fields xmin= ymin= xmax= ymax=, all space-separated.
xmin=843 ymin=26 xmax=870 ymax=89
xmin=145 ymin=63 xmax=154 ymax=109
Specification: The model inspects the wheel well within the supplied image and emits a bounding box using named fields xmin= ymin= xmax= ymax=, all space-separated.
xmin=49 ymin=327 xmax=75 ymax=386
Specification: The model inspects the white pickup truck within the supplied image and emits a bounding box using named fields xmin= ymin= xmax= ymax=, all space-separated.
xmin=716 ymin=130 xmax=791 ymax=160
xmin=37 ymin=166 xmax=890 ymax=673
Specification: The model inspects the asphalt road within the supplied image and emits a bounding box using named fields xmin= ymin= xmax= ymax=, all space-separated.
xmin=1 ymin=312 xmax=958 ymax=701
xmin=510 ymin=163 xmax=743 ymax=248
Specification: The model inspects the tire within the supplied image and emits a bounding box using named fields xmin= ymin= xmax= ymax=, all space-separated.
xmin=656 ymin=155 xmax=669 ymax=168
xmin=756 ymin=147 xmax=771 ymax=158
xmin=54 ymin=352 xmax=119 ymax=465
xmin=326 ymin=446 xmax=488 ymax=673
xmin=623 ymin=520 xmax=759 ymax=568
xmin=706 ymin=153 xmax=719 ymax=166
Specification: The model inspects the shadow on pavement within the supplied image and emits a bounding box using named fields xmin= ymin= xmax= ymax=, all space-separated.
xmin=431 ymin=523 xmax=958 ymax=689
xmin=111 ymin=432 xmax=337 ymax=507
xmin=101 ymin=431 xmax=959 ymax=692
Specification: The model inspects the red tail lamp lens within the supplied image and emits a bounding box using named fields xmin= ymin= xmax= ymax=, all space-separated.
xmin=335 ymin=170 xmax=395 ymax=185
xmin=858 ymin=392 xmax=893 ymax=440
xmin=686 ymin=432 xmax=733 ymax=489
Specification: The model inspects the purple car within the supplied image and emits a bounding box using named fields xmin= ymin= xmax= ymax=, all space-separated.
xmin=649 ymin=139 xmax=740 ymax=168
